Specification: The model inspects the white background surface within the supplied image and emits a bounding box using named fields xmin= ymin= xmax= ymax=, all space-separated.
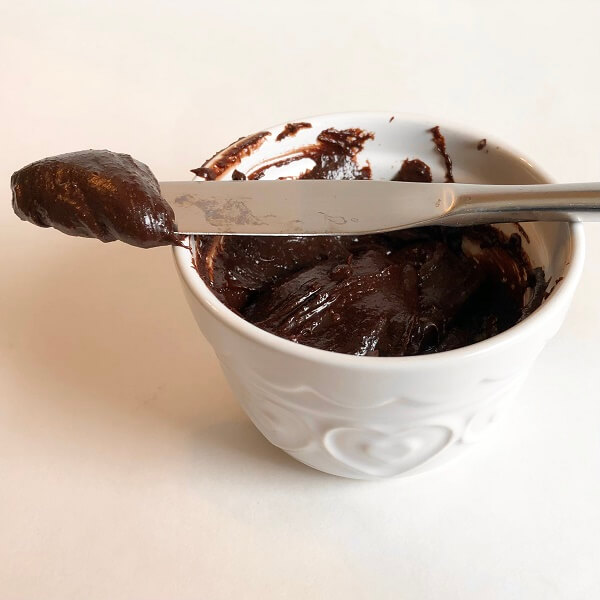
xmin=1 ymin=1 xmax=599 ymax=598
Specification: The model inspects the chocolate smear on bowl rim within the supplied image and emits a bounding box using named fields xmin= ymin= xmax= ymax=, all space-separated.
xmin=191 ymin=131 xmax=271 ymax=181
xmin=429 ymin=125 xmax=454 ymax=183
xmin=247 ymin=128 xmax=374 ymax=181
xmin=276 ymin=122 xmax=312 ymax=142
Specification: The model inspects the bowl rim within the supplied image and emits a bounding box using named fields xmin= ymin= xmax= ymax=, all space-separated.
xmin=173 ymin=111 xmax=585 ymax=369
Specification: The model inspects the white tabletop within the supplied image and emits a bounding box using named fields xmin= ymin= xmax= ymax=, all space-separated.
xmin=2 ymin=1 xmax=600 ymax=598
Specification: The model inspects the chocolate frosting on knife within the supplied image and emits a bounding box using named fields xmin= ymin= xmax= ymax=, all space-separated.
xmin=11 ymin=150 xmax=178 ymax=248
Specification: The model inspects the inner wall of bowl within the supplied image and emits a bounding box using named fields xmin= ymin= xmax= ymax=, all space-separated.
xmin=197 ymin=113 xmax=570 ymax=292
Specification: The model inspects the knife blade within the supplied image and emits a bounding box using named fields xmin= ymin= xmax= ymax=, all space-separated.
xmin=160 ymin=179 xmax=453 ymax=235
xmin=160 ymin=180 xmax=600 ymax=236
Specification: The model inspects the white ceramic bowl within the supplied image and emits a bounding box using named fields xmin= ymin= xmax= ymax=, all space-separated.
xmin=173 ymin=113 xmax=584 ymax=480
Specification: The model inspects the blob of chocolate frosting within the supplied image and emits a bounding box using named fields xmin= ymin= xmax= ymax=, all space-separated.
xmin=11 ymin=150 xmax=178 ymax=248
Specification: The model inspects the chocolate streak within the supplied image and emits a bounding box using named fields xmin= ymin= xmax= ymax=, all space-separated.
xmin=430 ymin=125 xmax=454 ymax=183
xmin=247 ymin=128 xmax=374 ymax=181
xmin=276 ymin=122 xmax=312 ymax=141
xmin=191 ymin=131 xmax=271 ymax=180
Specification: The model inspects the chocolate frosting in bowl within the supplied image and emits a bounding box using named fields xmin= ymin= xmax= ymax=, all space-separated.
xmin=192 ymin=125 xmax=548 ymax=356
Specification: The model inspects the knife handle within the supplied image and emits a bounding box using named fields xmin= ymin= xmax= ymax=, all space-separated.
xmin=440 ymin=182 xmax=600 ymax=225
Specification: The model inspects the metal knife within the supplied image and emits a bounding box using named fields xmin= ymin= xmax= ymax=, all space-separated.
xmin=160 ymin=180 xmax=600 ymax=236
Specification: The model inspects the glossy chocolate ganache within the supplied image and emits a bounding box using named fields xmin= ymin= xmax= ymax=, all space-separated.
xmin=193 ymin=126 xmax=548 ymax=356
xmin=10 ymin=127 xmax=549 ymax=356
xmin=11 ymin=150 xmax=179 ymax=248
